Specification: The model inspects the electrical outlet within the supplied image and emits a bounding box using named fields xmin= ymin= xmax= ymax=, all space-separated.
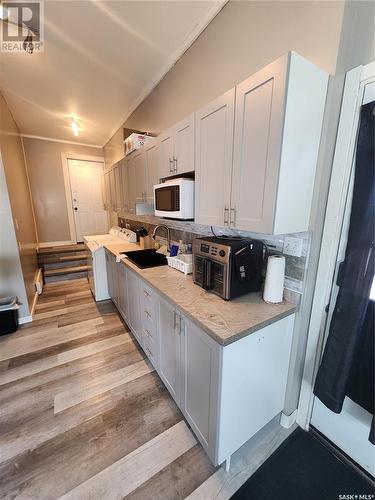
xmin=283 ymin=237 xmax=303 ymax=257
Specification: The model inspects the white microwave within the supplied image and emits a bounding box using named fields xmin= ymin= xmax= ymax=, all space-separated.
xmin=154 ymin=178 xmax=194 ymax=220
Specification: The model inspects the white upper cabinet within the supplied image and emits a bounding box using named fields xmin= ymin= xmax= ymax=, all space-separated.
xmin=101 ymin=173 xmax=107 ymax=210
xmin=231 ymin=52 xmax=328 ymax=234
xmin=113 ymin=165 xmax=123 ymax=211
xmin=195 ymin=52 xmax=327 ymax=234
xmin=173 ymin=114 xmax=195 ymax=175
xmin=134 ymin=148 xmax=147 ymax=203
xmin=109 ymin=168 xmax=116 ymax=211
xmin=159 ymin=129 xmax=174 ymax=178
xmin=158 ymin=113 xmax=195 ymax=178
xmin=126 ymin=156 xmax=136 ymax=213
xmin=120 ymin=159 xmax=129 ymax=211
xmin=145 ymin=140 xmax=161 ymax=202
xmin=195 ymin=89 xmax=235 ymax=227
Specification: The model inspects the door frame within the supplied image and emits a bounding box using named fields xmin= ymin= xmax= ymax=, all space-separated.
xmin=61 ymin=152 xmax=105 ymax=244
xmin=297 ymin=61 xmax=375 ymax=429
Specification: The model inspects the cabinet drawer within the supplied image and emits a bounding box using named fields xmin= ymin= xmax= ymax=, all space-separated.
xmin=140 ymin=283 xmax=155 ymax=306
xmin=141 ymin=306 xmax=156 ymax=334
xmin=143 ymin=331 xmax=158 ymax=369
xmin=140 ymin=284 xmax=157 ymax=332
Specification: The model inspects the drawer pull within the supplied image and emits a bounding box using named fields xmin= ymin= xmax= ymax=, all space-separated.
xmin=145 ymin=346 xmax=153 ymax=359
xmin=144 ymin=310 xmax=151 ymax=319
xmin=143 ymin=290 xmax=150 ymax=298
xmin=144 ymin=328 xmax=152 ymax=338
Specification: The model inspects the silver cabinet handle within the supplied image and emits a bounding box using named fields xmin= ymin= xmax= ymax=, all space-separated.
xmin=173 ymin=310 xmax=178 ymax=330
xmin=178 ymin=315 xmax=182 ymax=335
xmin=144 ymin=309 xmax=151 ymax=319
xmin=143 ymin=290 xmax=150 ymax=298
xmin=173 ymin=157 xmax=177 ymax=173
xmin=144 ymin=328 xmax=152 ymax=338
xmin=145 ymin=346 xmax=153 ymax=358
xmin=230 ymin=207 xmax=236 ymax=227
xmin=169 ymin=158 xmax=173 ymax=174
xmin=224 ymin=206 xmax=229 ymax=226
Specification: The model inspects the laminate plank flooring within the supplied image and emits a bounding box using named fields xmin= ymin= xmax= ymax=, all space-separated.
xmin=0 ymin=278 xmax=217 ymax=499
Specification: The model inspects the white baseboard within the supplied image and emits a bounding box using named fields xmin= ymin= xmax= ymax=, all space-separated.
xmin=38 ymin=240 xmax=74 ymax=248
xmin=19 ymin=315 xmax=33 ymax=325
xmin=280 ymin=409 xmax=298 ymax=429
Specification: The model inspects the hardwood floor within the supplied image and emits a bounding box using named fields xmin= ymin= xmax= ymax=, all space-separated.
xmin=0 ymin=278 xmax=216 ymax=499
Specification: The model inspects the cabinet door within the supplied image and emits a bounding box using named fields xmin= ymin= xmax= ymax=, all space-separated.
xmin=110 ymin=255 xmax=119 ymax=307
xmin=127 ymin=269 xmax=142 ymax=344
xmin=101 ymin=174 xmax=107 ymax=210
xmin=134 ymin=149 xmax=147 ymax=203
xmin=195 ymin=89 xmax=235 ymax=227
xmin=158 ymin=296 xmax=181 ymax=404
xmin=231 ymin=58 xmax=287 ymax=233
xmin=114 ymin=165 xmax=123 ymax=211
xmin=173 ymin=114 xmax=194 ymax=174
xmin=104 ymin=172 xmax=111 ymax=212
xmin=127 ymin=157 xmax=136 ymax=213
xmin=109 ymin=169 xmax=116 ymax=211
xmin=145 ymin=140 xmax=161 ymax=203
xmin=118 ymin=263 xmax=128 ymax=320
xmin=159 ymin=128 xmax=174 ymax=178
xmin=120 ymin=160 xmax=129 ymax=211
xmin=181 ymin=317 xmax=219 ymax=457
xmin=105 ymin=251 xmax=114 ymax=299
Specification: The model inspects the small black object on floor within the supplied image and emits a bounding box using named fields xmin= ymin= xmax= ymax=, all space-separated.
xmin=231 ymin=428 xmax=374 ymax=500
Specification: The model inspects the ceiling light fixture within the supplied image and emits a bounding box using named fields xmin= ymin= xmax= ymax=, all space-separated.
xmin=71 ymin=119 xmax=79 ymax=136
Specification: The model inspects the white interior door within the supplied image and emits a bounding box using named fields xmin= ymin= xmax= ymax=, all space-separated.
xmin=311 ymin=79 xmax=375 ymax=477
xmin=68 ymin=159 xmax=108 ymax=242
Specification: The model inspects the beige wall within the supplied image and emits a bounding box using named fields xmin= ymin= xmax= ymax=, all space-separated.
xmin=104 ymin=0 xmax=345 ymax=165
xmin=0 ymin=93 xmax=38 ymax=314
xmin=23 ymin=138 xmax=103 ymax=243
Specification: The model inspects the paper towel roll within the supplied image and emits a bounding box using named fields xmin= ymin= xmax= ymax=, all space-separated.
xmin=263 ymin=255 xmax=285 ymax=304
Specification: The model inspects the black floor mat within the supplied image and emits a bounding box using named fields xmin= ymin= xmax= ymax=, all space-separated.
xmin=231 ymin=428 xmax=374 ymax=500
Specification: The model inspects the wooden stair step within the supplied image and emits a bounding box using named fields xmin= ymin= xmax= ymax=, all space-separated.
xmin=37 ymin=244 xmax=86 ymax=255
xmin=39 ymin=253 xmax=89 ymax=264
xmin=44 ymin=265 xmax=89 ymax=277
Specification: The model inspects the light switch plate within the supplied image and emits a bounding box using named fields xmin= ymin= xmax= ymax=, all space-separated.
xmin=283 ymin=236 xmax=303 ymax=257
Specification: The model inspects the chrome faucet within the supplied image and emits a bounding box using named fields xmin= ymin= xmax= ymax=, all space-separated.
xmin=152 ymin=224 xmax=171 ymax=252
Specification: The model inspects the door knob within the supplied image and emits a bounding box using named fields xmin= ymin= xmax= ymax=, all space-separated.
xmin=74 ymin=207 xmax=78 ymax=211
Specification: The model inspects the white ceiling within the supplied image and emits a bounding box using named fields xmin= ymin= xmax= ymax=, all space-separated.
xmin=0 ymin=1 xmax=225 ymax=146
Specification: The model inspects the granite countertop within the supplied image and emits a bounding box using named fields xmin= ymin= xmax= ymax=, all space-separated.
xmin=104 ymin=243 xmax=296 ymax=346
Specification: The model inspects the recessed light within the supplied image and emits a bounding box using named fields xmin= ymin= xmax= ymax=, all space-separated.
xmin=71 ymin=119 xmax=79 ymax=136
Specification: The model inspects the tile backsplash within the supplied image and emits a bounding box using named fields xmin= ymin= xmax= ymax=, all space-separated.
xmin=118 ymin=212 xmax=311 ymax=304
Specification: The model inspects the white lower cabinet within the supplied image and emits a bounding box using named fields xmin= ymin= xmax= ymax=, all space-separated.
xmin=118 ymin=263 xmax=128 ymax=319
xmin=181 ymin=317 xmax=220 ymax=459
xmin=140 ymin=282 xmax=159 ymax=369
xmin=158 ymin=296 xmax=181 ymax=404
xmin=126 ymin=268 xmax=142 ymax=345
xmin=105 ymin=251 xmax=119 ymax=307
xmin=106 ymin=256 xmax=295 ymax=468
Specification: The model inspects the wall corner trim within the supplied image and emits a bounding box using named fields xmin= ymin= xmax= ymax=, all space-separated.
xmin=21 ymin=134 xmax=103 ymax=149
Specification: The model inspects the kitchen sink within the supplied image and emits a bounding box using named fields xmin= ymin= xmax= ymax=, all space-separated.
xmin=121 ymin=249 xmax=168 ymax=269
